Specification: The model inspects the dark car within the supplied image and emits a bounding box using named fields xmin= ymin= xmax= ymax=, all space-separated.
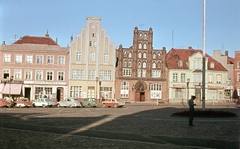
xmin=80 ymin=98 xmax=98 ymax=107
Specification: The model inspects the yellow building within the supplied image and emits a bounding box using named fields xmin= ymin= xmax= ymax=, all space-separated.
xmin=69 ymin=16 xmax=116 ymax=101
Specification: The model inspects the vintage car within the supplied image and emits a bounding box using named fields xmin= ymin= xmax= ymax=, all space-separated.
xmin=14 ymin=98 xmax=32 ymax=108
xmin=32 ymin=98 xmax=54 ymax=108
xmin=80 ymin=98 xmax=98 ymax=107
xmin=102 ymin=99 xmax=125 ymax=108
xmin=0 ymin=99 xmax=11 ymax=107
xmin=58 ymin=98 xmax=81 ymax=108
xmin=50 ymin=98 xmax=59 ymax=107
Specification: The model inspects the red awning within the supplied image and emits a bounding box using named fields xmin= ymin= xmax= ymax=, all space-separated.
xmin=0 ymin=83 xmax=6 ymax=93
xmin=2 ymin=84 xmax=22 ymax=95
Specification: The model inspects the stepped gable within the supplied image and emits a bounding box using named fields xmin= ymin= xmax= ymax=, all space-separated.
xmin=166 ymin=48 xmax=227 ymax=71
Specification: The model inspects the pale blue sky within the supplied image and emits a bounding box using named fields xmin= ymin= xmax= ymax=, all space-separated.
xmin=1 ymin=0 xmax=239 ymax=57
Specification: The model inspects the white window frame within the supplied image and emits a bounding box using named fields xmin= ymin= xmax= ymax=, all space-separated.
xmin=120 ymin=82 xmax=129 ymax=98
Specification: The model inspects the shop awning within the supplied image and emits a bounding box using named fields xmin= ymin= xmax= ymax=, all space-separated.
xmin=2 ymin=84 xmax=22 ymax=95
xmin=0 ymin=83 xmax=6 ymax=93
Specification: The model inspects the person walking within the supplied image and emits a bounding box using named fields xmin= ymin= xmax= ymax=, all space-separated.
xmin=188 ymin=95 xmax=196 ymax=126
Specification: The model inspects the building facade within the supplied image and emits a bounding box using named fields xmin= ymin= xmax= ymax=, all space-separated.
xmin=234 ymin=51 xmax=240 ymax=100
xmin=167 ymin=47 xmax=230 ymax=103
xmin=0 ymin=32 xmax=69 ymax=101
xmin=69 ymin=16 xmax=116 ymax=101
xmin=115 ymin=27 xmax=168 ymax=103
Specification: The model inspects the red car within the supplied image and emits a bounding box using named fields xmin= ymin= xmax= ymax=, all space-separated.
xmin=14 ymin=98 xmax=32 ymax=108
xmin=0 ymin=99 xmax=11 ymax=107
xmin=102 ymin=99 xmax=125 ymax=108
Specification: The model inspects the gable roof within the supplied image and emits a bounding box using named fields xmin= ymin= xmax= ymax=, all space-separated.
xmin=13 ymin=35 xmax=58 ymax=46
xmin=166 ymin=48 xmax=227 ymax=71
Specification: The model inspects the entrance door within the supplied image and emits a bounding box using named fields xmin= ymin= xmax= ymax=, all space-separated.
xmin=140 ymin=92 xmax=145 ymax=102
xmin=24 ymin=87 xmax=31 ymax=100
xmin=135 ymin=92 xmax=140 ymax=102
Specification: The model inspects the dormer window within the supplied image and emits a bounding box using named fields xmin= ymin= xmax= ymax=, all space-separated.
xmin=124 ymin=51 xmax=127 ymax=57
xmin=153 ymin=53 xmax=156 ymax=59
xmin=128 ymin=52 xmax=132 ymax=58
xmin=178 ymin=60 xmax=183 ymax=67
xmin=210 ymin=62 xmax=215 ymax=68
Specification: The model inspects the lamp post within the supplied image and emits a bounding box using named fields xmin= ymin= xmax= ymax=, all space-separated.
xmin=187 ymin=78 xmax=190 ymax=102
xmin=96 ymin=77 xmax=98 ymax=99
xmin=99 ymin=80 xmax=101 ymax=103
xmin=9 ymin=76 xmax=13 ymax=104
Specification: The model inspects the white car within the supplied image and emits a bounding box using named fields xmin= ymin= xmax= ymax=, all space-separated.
xmin=32 ymin=98 xmax=54 ymax=108
xmin=58 ymin=98 xmax=81 ymax=108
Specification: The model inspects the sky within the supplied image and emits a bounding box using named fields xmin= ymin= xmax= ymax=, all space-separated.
xmin=1 ymin=0 xmax=239 ymax=57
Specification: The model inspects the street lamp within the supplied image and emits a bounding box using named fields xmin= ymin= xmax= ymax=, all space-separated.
xmin=9 ymin=76 xmax=13 ymax=103
xmin=187 ymin=78 xmax=190 ymax=102
xmin=96 ymin=77 xmax=98 ymax=99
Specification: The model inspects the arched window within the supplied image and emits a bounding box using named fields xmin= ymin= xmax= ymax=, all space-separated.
xmin=152 ymin=62 xmax=156 ymax=68
xmin=123 ymin=61 xmax=127 ymax=67
xmin=90 ymin=52 xmax=95 ymax=61
xmin=139 ymin=43 xmax=142 ymax=49
xmin=124 ymin=51 xmax=127 ymax=57
xmin=143 ymin=43 xmax=147 ymax=49
xmin=128 ymin=52 xmax=132 ymax=58
xmin=128 ymin=61 xmax=132 ymax=67
xmin=143 ymin=62 xmax=146 ymax=68
xmin=143 ymin=53 xmax=147 ymax=58
xmin=153 ymin=53 xmax=156 ymax=59
xmin=138 ymin=62 xmax=141 ymax=68
xmin=138 ymin=52 xmax=142 ymax=58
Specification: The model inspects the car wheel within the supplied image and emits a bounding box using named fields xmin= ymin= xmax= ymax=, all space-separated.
xmin=19 ymin=105 xmax=22 ymax=108
xmin=113 ymin=104 xmax=117 ymax=108
xmin=103 ymin=104 xmax=106 ymax=108
xmin=32 ymin=104 xmax=36 ymax=107
xmin=42 ymin=104 xmax=45 ymax=108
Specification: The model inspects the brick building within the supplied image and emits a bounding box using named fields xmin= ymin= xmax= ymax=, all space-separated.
xmin=115 ymin=27 xmax=168 ymax=103
xmin=0 ymin=31 xmax=69 ymax=101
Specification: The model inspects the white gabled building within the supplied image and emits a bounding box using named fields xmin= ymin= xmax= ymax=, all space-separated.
xmin=166 ymin=47 xmax=229 ymax=104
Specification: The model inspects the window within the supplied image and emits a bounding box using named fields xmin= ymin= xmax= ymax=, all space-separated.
xmin=120 ymin=82 xmax=129 ymax=98
xmin=143 ymin=62 xmax=146 ymax=68
xmin=173 ymin=73 xmax=178 ymax=82
xmin=152 ymin=63 xmax=156 ymax=68
xmin=142 ymin=70 xmax=146 ymax=77
xmin=158 ymin=53 xmax=161 ymax=57
xmin=45 ymin=87 xmax=53 ymax=96
xmin=208 ymin=74 xmax=213 ymax=83
xmin=153 ymin=53 xmax=156 ymax=59
xmin=100 ymin=70 xmax=111 ymax=80
xmin=104 ymin=53 xmax=109 ymax=63
xmin=128 ymin=61 xmax=132 ymax=67
xmin=152 ymin=70 xmax=161 ymax=78
xmin=210 ymin=62 xmax=215 ymax=68
xmin=150 ymin=84 xmax=162 ymax=99
xmin=128 ymin=52 xmax=132 ymax=58
xmin=137 ymin=69 xmax=146 ymax=77
xmin=194 ymin=74 xmax=202 ymax=82
xmin=143 ymin=53 xmax=147 ymax=58
xmin=26 ymin=55 xmax=33 ymax=63
xmin=3 ymin=70 xmax=10 ymax=79
xmin=90 ymin=52 xmax=95 ymax=61
xmin=46 ymin=71 xmax=53 ymax=81
xmin=25 ymin=70 xmax=32 ymax=80
xmin=238 ymin=74 xmax=240 ymax=82
xmin=88 ymin=70 xmax=96 ymax=80
xmin=180 ymin=73 xmax=186 ymax=82
xmin=15 ymin=55 xmax=22 ymax=63
xmin=143 ymin=43 xmax=147 ymax=49
xmin=194 ymin=60 xmax=202 ymax=69
xmin=58 ymin=56 xmax=65 ymax=64
xmin=124 ymin=51 xmax=127 ymax=57
xmin=89 ymin=41 xmax=92 ymax=46
xmin=93 ymin=41 xmax=97 ymax=47
xmin=92 ymin=33 xmax=95 ymax=37
xmin=4 ymin=54 xmax=10 ymax=63
xmin=123 ymin=69 xmax=131 ymax=76
xmin=14 ymin=70 xmax=22 ymax=79
xmin=35 ymin=87 xmax=43 ymax=99
xmin=123 ymin=61 xmax=127 ymax=67
xmin=138 ymin=53 xmax=142 ymax=58
xmin=36 ymin=55 xmax=43 ymax=64
xmin=238 ymin=62 xmax=240 ymax=69
xmin=70 ymin=86 xmax=82 ymax=98
xmin=36 ymin=70 xmax=43 ymax=80
xmin=58 ymin=71 xmax=64 ymax=81
xmin=72 ymin=69 xmax=84 ymax=80
xmin=138 ymin=62 xmax=141 ymax=68
xmin=216 ymin=75 xmax=222 ymax=83
xmin=47 ymin=56 xmax=54 ymax=64
xmin=100 ymin=87 xmax=112 ymax=99
xmin=139 ymin=43 xmax=142 ymax=49
xmin=137 ymin=69 xmax=141 ymax=77
xmin=76 ymin=52 xmax=81 ymax=61
xmin=178 ymin=61 xmax=183 ymax=67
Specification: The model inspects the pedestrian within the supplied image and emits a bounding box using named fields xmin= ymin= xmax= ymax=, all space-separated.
xmin=188 ymin=95 xmax=196 ymax=126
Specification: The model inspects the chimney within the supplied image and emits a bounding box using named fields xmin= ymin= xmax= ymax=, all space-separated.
xmin=70 ymin=35 xmax=73 ymax=41
xmin=56 ymin=38 xmax=58 ymax=44
xmin=188 ymin=46 xmax=192 ymax=50
xmin=45 ymin=29 xmax=49 ymax=37
xmin=225 ymin=51 xmax=228 ymax=56
xmin=2 ymin=41 xmax=6 ymax=45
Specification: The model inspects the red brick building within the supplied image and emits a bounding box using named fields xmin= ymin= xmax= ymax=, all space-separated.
xmin=115 ymin=27 xmax=168 ymax=103
xmin=0 ymin=31 xmax=69 ymax=101
xmin=234 ymin=51 xmax=240 ymax=100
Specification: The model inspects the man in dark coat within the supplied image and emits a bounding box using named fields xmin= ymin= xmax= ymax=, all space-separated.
xmin=188 ymin=95 xmax=196 ymax=126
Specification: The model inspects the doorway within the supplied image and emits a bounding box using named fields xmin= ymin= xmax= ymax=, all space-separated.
xmin=135 ymin=92 xmax=145 ymax=102
xmin=24 ymin=87 xmax=31 ymax=101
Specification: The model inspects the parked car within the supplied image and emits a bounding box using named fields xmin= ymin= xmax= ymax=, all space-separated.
xmin=0 ymin=99 xmax=11 ymax=107
xmin=32 ymin=98 xmax=54 ymax=108
xmin=81 ymin=98 xmax=98 ymax=107
xmin=102 ymin=99 xmax=125 ymax=108
xmin=14 ymin=98 xmax=32 ymax=108
xmin=236 ymin=100 xmax=240 ymax=108
xmin=58 ymin=98 xmax=81 ymax=108
xmin=50 ymin=98 xmax=59 ymax=107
